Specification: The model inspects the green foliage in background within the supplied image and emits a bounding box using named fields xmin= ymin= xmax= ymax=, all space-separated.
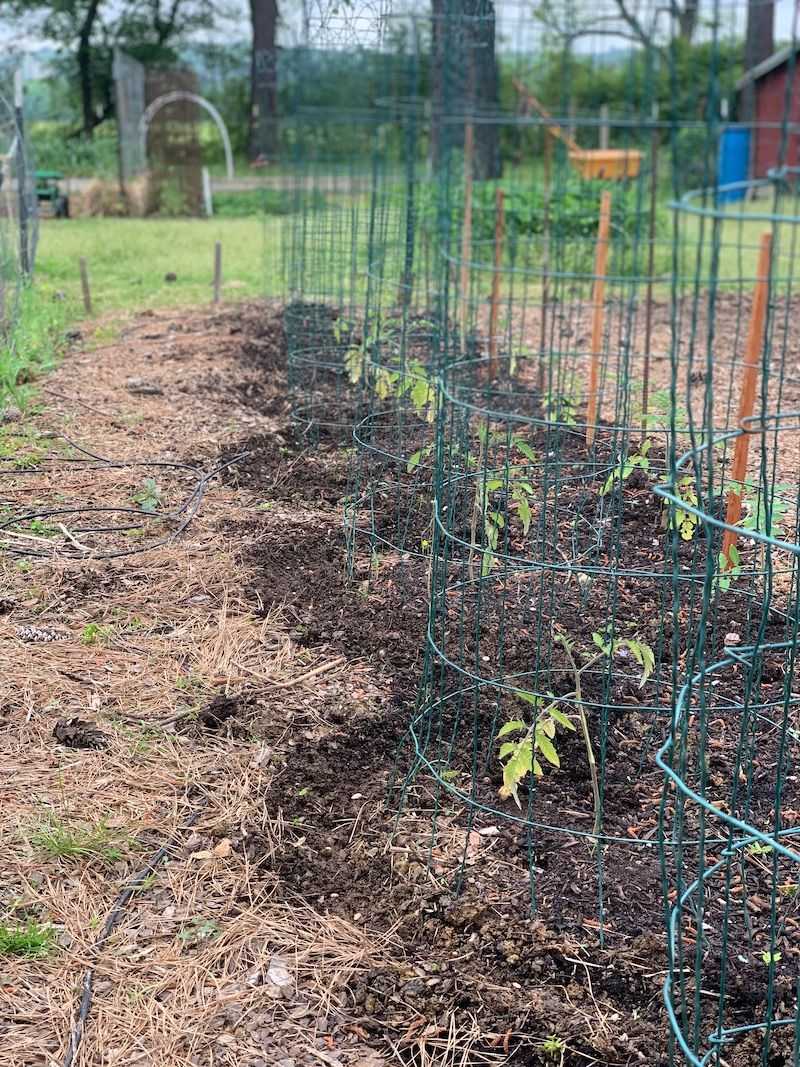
xmin=212 ymin=188 xmax=326 ymax=218
xmin=416 ymin=175 xmax=672 ymax=279
xmin=419 ymin=174 xmax=668 ymax=241
xmin=29 ymin=121 xmax=120 ymax=179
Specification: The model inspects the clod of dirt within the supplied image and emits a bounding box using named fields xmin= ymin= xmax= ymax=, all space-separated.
xmin=164 ymin=272 xmax=177 ymax=283
xmin=125 ymin=377 xmax=164 ymax=396
xmin=198 ymin=694 xmax=241 ymax=730
xmin=53 ymin=717 xmax=109 ymax=749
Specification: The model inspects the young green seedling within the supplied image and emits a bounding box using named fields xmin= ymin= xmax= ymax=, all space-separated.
xmin=600 ymin=439 xmax=651 ymax=496
xmin=498 ymin=627 xmax=654 ymax=845
xmin=497 ymin=691 xmax=576 ymax=806
xmin=668 ymin=476 xmax=699 ymax=541
xmin=133 ymin=478 xmax=161 ymax=514
xmin=468 ymin=428 xmax=537 ymax=579
xmin=544 ymin=390 xmax=579 ymax=427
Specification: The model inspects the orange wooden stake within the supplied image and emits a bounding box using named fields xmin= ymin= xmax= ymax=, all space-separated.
xmin=720 ymin=231 xmax=772 ymax=568
xmin=585 ymin=190 xmax=612 ymax=448
xmin=487 ymin=186 xmax=505 ymax=379
xmin=459 ymin=121 xmax=475 ymax=345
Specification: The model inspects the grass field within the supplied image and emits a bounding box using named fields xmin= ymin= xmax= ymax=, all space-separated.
xmin=1 ymin=214 xmax=277 ymax=405
xmin=35 ymin=215 xmax=277 ymax=313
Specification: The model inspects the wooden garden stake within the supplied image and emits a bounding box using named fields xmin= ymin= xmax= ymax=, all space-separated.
xmin=585 ymin=191 xmax=611 ymax=448
xmin=720 ymin=231 xmax=772 ymax=568
xmin=459 ymin=121 xmax=475 ymax=345
xmin=202 ymin=166 xmax=213 ymax=218
xmin=79 ymin=257 xmax=92 ymax=315
xmin=213 ymin=241 xmax=222 ymax=304
xmin=487 ymin=187 xmax=505 ymax=379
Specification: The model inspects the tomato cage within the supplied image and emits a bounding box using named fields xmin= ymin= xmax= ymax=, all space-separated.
xmin=654 ymin=171 xmax=800 ymax=1065
xmin=389 ymin=17 xmax=800 ymax=934
xmin=282 ymin=192 xmax=383 ymax=440
xmin=343 ymin=97 xmax=670 ymax=570
xmin=279 ymin=35 xmax=424 ymax=440
xmin=340 ymin=95 xmax=444 ymax=559
xmin=396 ymin=347 xmax=728 ymax=929
xmin=344 ymin=296 xmax=441 ymax=566
xmin=657 ymin=424 xmax=800 ymax=1067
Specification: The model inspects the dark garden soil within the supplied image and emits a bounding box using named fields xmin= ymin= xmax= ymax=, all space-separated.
xmin=200 ymin=304 xmax=800 ymax=1067
xmin=9 ymin=300 xmax=798 ymax=1067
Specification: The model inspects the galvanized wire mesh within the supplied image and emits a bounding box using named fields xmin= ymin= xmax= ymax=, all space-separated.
xmin=0 ymin=65 xmax=37 ymax=338
xmin=113 ymin=49 xmax=147 ymax=185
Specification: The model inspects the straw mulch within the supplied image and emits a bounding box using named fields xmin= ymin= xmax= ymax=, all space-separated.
xmin=1 ymin=304 xmax=395 ymax=1067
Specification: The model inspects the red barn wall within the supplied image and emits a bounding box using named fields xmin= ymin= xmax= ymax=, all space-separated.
xmin=753 ymin=63 xmax=800 ymax=178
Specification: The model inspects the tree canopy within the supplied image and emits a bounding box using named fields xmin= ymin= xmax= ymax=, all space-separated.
xmin=9 ymin=0 xmax=226 ymax=135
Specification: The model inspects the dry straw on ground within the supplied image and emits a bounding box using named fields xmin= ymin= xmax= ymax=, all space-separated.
xmin=0 ymin=305 xmax=404 ymax=1067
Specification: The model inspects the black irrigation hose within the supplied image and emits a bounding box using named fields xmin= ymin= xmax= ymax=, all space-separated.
xmin=62 ymin=807 xmax=203 ymax=1067
xmin=0 ymin=433 xmax=249 ymax=560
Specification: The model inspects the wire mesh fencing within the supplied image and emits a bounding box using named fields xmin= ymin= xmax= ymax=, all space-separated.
xmin=113 ymin=49 xmax=147 ymax=188
xmin=0 ymin=62 xmax=37 ymax=343
xmin=656 ymin=173 xmax=800 ymax=1066
xmin=276 ymin=1 xmax=800 ymax=1059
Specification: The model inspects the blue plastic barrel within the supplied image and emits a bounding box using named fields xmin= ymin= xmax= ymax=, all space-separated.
xmin=717 ymin=128 xmax=751 ymax=201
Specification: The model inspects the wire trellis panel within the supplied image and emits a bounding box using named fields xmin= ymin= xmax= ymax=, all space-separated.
xmin=113 ymin=49 xmax=147 ymax=184
xmin=0 ymin=61 xmax=37 ymax=340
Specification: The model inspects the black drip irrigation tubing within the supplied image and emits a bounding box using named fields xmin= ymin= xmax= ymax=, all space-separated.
xmin=62 ymin=806 xmax=204 ymax=1067
xmin=0 ymin=433 xmax=249 ymax=560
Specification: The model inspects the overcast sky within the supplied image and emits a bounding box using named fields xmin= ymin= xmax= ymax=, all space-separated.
xmin=2 ymin=0 xmax=798 ymax=59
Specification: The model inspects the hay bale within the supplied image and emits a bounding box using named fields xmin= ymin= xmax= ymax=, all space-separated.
xmin=75 ymin=176 xmax=150 ymax=218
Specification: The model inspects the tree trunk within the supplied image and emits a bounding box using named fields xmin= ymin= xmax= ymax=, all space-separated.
xmin=742 ymin=0 xmax=774 ymax=121
xmin=428 ymin=0 xmax=501 ymax=179
xmin=676 ymin=0 xmax=699 ymax=42
xmin=249 ymin=0 xmax=279 ymax=161
xmin=428 ymin=0 xmax=445 ymax=170
xmin=467 ymin=0 xmax=500 ymax=179
xmin=78 ymin=0 xmax=102 ymax=138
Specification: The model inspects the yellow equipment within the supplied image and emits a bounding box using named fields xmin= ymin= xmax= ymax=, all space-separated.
xmin=513 ymin=79 xmax=643 ymax=181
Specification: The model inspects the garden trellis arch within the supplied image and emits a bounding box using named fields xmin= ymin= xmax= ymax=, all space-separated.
xmin=139 ymin=91 xmax=235 ymax=179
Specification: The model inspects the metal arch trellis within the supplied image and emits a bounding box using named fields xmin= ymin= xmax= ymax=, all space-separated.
xmin=139 ymin=91 xmax=235 ymax=180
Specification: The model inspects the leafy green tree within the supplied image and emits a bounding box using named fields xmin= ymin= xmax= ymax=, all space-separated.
xmin=9 ymin=0 xmax=222 ymax=137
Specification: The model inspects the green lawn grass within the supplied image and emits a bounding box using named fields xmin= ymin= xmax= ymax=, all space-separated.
xmin=1 ymin=213 xmax=279 ymax=406
xmin=34 ymin=215 xmax=278 ymax=315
